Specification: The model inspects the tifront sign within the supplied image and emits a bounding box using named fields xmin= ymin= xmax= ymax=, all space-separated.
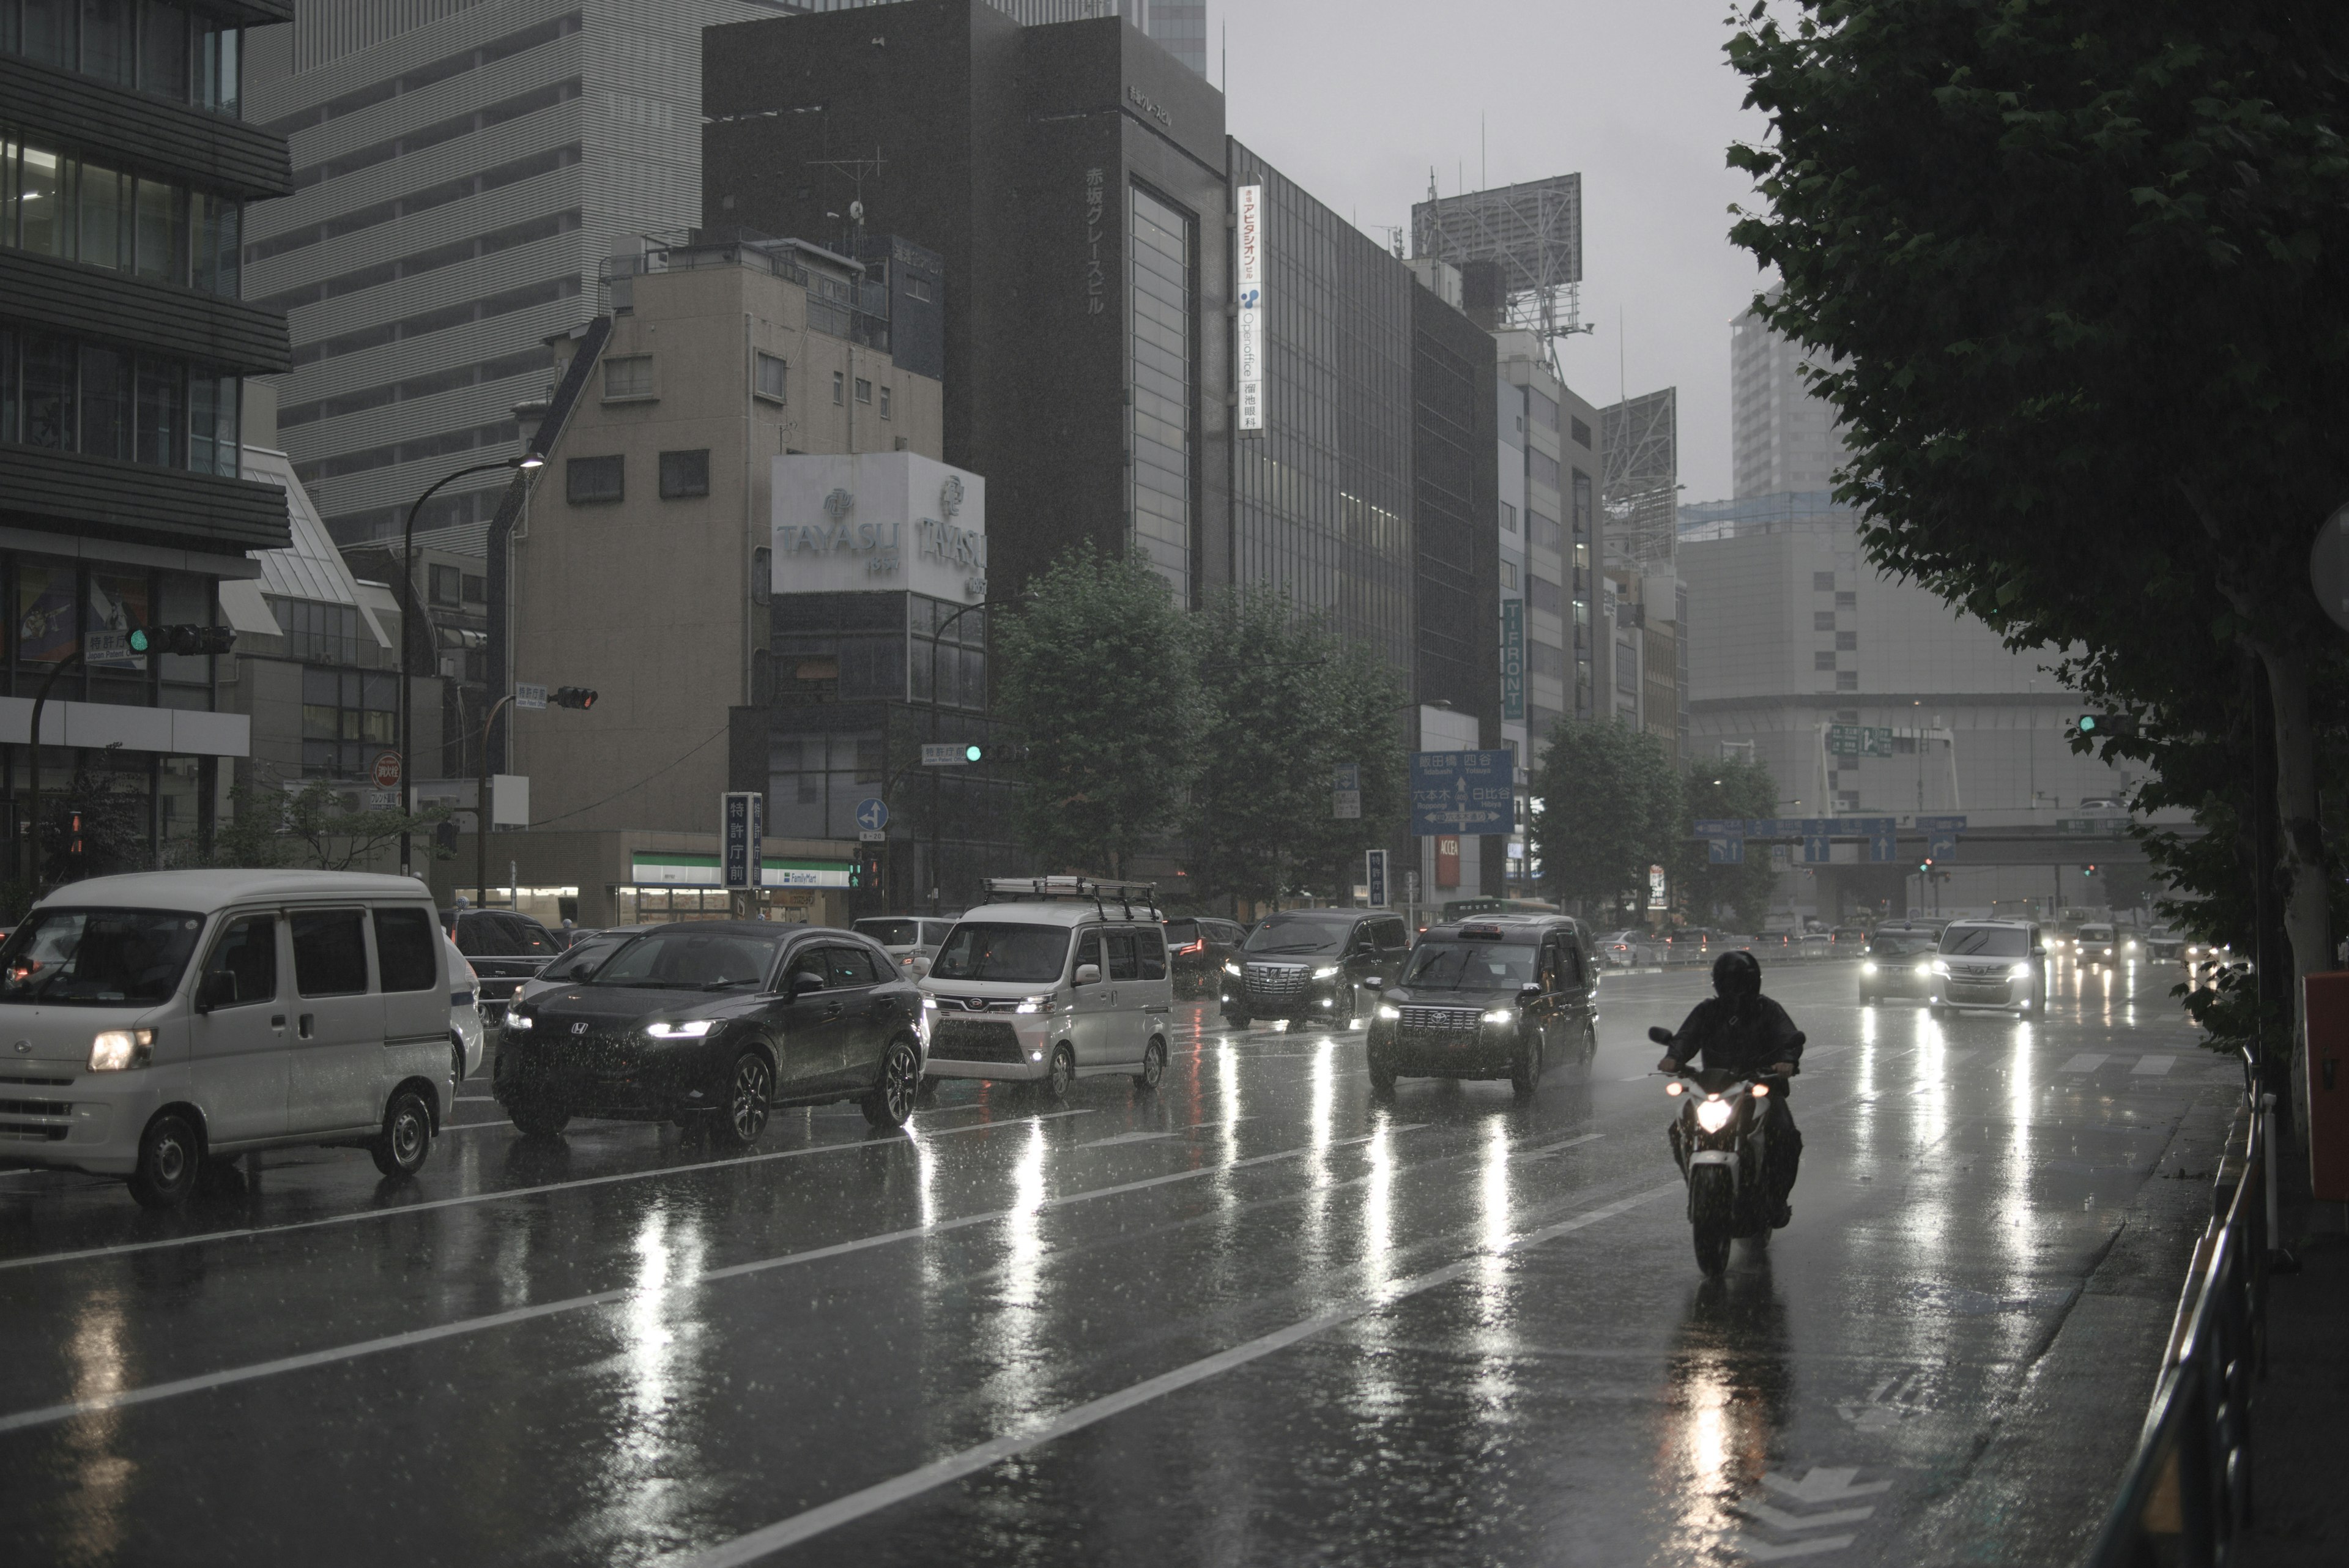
xmin=1499 ymin=598 xmax=1525 ymax=722
xmin=772 ymin=453 xmax=988 ymax=602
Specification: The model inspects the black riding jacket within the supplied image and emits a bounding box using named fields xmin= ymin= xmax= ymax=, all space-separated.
xmin=1666 ymin=993 xmax=1805 ymax=1085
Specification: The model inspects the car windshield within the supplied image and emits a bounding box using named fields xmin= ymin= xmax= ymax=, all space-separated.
xmin=1402 ymin=942 xmax=1538 ymax=989
xmin=2080 ymin=926 xmax=2114 ymax=942
xmin=0 ymin=908 xmax=204 ymax=1006
xmin=1942 ymin=926 xmax=2029 ymax=957
xmin=1244 ymin=918 xmax=1350 ymax=956
xmin=930 ymin=923 xmax=1072 ymax=983
xmin=855 ymin=918 xmax=921 ymax=948
xmin=543 ymin=937 xmax=628 ymax=983
xmin=1869 ymin=932 xmax=1933 ymax=955
xmin=589 ymin=928 xmax=784 ymax=990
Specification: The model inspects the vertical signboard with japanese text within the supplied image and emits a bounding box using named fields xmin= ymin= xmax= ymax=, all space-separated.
xmin=721 ymin=792 xmax=764 ymax=892
xmin=1499 ymin=598 xmax=1526 ymax=722
xmin=1235 ymin=183 xmax=1264 ymax=433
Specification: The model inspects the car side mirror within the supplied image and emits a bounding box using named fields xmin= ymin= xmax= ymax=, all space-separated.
xmin=791 ymin=973 xmax=826 ymax=998
xmin=195 ymin=971 xmax=230 ymax=1013
xmin=1074 ymin=963 xmax=1102 ymax=986
xmin=1520 ymin=982 xmax=1542 ymax=999
xmin=1362 ymin=976 xmax=1384 ymax=992
xmin=1647 ymin=1025 xmax=1675 ymax=1045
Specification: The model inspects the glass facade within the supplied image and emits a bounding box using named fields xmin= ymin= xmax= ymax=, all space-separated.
xmin=1228 ymin=144 xmax=1414 ymax=678
xmin=1129 ymin=184 xmax=1192 ymax=602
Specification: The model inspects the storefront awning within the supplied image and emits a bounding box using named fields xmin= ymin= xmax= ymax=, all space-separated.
xmin=628 ymin=853 xmax=852 ymax=890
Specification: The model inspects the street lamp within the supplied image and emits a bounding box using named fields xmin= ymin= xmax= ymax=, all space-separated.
xmin=398 ymin=454 xmax=543 ymax=878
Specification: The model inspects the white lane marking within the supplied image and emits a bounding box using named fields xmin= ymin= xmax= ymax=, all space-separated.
xmin=0 ymin=1125 xmax=1432 ymax=1436
xmin=1077 ymin=1131 xmax=1181 ymax=1148
xmin=1737 ymin=1498 xmax=1877 ymax=1531
xmin=442 ymin=1120 xmax=515 ymax=1135
xmin=2058 ymin=1053 xmax=2109 ymax=1073
xmin=0 ymin=1110 xmax=1096 ymax=1276
xmin=661 ymin=1179 xmax=1685 ymax=1566
xmin=1742 ymin=1537 xmax=1859 ymax=1561
xmin=2131 ymin=1055 xmax=2175 ymax=1077
xmin=1512 ymin=1132 xmax=1603 ymax=1160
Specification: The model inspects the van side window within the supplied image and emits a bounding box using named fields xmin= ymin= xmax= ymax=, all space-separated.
xmin=1105 ymin=932 xmax=1138 ymax=982
xmin=201 ymin=915 xmax=277 ymax=1006
xmin=373 ymin=908 xmax=439 ymax=994
xmin=1136 ymin=927 xmax=1167 ymax=979
xmin=291 ymin=910 xmax=369 ymax=997
xmin=1074 ymin=932 xmax=1102 ymax=981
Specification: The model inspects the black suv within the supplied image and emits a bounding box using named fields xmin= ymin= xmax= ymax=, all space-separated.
xmin=1365 ymin=918 xmax=1599 ymax=1095
xmin=1166 ymin=916 xmax=1246 ymax=997
xmin=1220 ymin=910 xmax=1412 ymax=1027
xmin=442 ymin=908 xmax=562 ymax=1027
xmin=494 ymin=923 xmax=926 ymax=1143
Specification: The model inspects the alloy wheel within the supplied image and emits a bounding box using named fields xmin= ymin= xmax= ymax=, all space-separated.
xmin=727 ymin=1055 xmax=773 ymax=1143
xmin=881 ymin=1041 xmax=919 ymax=1123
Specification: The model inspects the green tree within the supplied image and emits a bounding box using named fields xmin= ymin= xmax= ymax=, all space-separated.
xmin=1290 ymin=635 xmax=1410 ymax=900
xmin=1726 ymin=1 xmax=2349 ymax=1072
xmin=993 ymin=547 xmax=1201 ymax=877
xmin=1531 ymin=719 xmax=1680 ymax=922
xmin=1673 ymin=753 xmax=1779 ymax=932
xmin=202 ymin=778 xmax=451 ymax=872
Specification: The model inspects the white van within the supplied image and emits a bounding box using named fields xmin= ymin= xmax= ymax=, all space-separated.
xmin=919 ymin=878 xmax=1173 ymax=1097
xmin=0 ymin=870 xmax=453 ymax=1207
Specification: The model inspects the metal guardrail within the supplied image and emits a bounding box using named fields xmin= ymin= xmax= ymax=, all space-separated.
xmin=2081 ymin=1053 xmax=2274 ymax=1568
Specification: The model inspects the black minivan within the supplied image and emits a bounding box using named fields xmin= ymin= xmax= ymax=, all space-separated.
xmin=1220 ymin=909 xmax=1412 ymax=1027
xmin=1364 ymin=918 xmax=1600 ymax=1095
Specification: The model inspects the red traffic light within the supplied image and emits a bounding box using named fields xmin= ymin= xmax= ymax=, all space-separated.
xmin=552 ymin=686 xmax=597 ymax=710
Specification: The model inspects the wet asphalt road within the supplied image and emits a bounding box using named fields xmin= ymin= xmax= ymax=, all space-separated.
xmin=0 ymin=957 xmax=2233 ymax=1567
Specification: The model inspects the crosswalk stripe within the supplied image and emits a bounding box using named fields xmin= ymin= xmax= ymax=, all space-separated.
xmin=2058 ymin=1053 xmax=2108 ymax=1073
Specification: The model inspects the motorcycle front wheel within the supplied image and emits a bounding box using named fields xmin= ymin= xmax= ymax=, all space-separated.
xmin=1689 ymin=1165 xmax=1734 ymax=1276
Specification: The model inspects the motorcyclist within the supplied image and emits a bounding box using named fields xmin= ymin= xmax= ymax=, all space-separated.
xmin=1655 ymin=949 xmax=1804 ymax=1227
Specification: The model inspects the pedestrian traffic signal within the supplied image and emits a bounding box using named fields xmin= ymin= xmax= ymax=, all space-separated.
xmin=552 ymin=686 xmax=597 ymax=710
xmin=65 ymin=808 xmax=86 ymax=879
xmin=851 ymin=843 xmax=883 ymax=889
xmin=2071 ymin=713 xmax=2139 ymax=738
xmin=128 ymin=625 xmax=235 ymax=656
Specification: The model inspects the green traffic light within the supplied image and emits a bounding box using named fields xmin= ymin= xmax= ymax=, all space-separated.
xmin=2077 ymin=715 xmax=2098 ymax=733
xmin=963 ymin=744 xmax=983 ymax=763
xmin=127 ymin=627 xmax=150 ymax=654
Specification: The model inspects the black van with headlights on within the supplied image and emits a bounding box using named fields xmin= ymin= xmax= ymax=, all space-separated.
xmin=1219 ymin=909 xmax=1411 ymax=1027
xmin=1364 ymin=918 xmax=1599 ymax=1096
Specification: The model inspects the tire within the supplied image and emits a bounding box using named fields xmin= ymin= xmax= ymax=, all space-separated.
xmin=371 ymin=1088 xmax=434 ymax=1179
xmin=862 ymin=1038 xmax=922 ymax=1129
xmin=1134 ymin=1036 xmax=1167 ymax=1091
xmin=1368 ymin=1050 xmax=1397 ymax=1097
xmin=1690 ymin=1166 xmax=1734 ymax=1275
xmin=714 ymin=1051 xmax=774 ymax=1149
xmin=509 ymin=1099 xmax=570 ymax=1138
xmin=127 ymin=1112 xmax=201 ymax=1210
xmin=1340 ymin=985 xmax=1360 ymax=1028
xmin=1580 ymin=1020 xmax=1598 ymax=1066
xmin=1511 ymin=1030 xmax=1545 ymax=1096
xmin=1043 ymin=1043 xmax=1076 ymax=1100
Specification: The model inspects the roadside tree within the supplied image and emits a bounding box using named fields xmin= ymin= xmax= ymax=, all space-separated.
xmin=1531 ymin=719 xmax=1680 ymax=922
xmin=1672 ymin=753 xmax=1778 ymax=933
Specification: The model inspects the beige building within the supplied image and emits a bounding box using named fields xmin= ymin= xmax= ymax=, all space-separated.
xmin=510 ymin=236 xmax=945 ymax=856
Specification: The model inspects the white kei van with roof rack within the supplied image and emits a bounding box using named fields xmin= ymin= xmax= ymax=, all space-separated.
xmin=0 ymin=871 xmax=453 ymax=1208
xmin=919 ymin=877 xmax=1173 ymax=1098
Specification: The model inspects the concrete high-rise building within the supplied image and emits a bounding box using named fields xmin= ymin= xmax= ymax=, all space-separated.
xmin=1598 ymin=387 xmax=1687 ymax=760
xmin=243 ymin=0 xmax=793 ymax=547
xmin=801 ymin=1 xmax=1209 ymax=76
xmin=1731 ymin=286 xmax=1849 ymax=499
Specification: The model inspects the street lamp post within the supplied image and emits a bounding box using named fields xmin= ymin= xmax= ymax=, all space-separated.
xmin=398 ymin=455 xmax=540 ymax=879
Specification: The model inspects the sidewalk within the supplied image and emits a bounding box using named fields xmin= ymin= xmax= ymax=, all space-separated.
xmin=2235 ymin=1177 xmax=2348 ymax=1566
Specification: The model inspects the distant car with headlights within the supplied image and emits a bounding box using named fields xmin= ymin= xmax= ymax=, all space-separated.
xmin=1163 ymin=916 xmax=1246 ymax=995
xmin=1596 ymin=929 xmax=1666 ymax=968
xmin=1364 ymin=919 xmax=1598 ymax=1094
xmin=2145 ymin=927 xmax=2185 ymax=961
xmin=1220 ymin=908 xmax=1412 ymax=1028
xmin=1858 ymin=924 xmax=1941 ymax=1003
xmin=2076 ymin=923 xmax=2123 ymax=962
xmin=1931 ymin=920 xmax=2049 ymax=1014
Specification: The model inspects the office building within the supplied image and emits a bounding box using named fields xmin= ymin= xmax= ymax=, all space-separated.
xmin=1598 ymin=386 xmax=1687 ymax=760
xmin=1 ymin=1 xmax=294 ymax=872
xmin=800 ymin=0 xmax=1209 ymax=76
xmin=242 ymin=0 xmax=795 ymax=548
xmin=1731 ymin=286 xmax=1849 ymax=499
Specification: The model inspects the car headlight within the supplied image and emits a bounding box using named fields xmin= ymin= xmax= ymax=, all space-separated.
xmin=2009 ymin=962 xmax=2034 ymax=978
xmin=1376 ymin=1004 xmax=1401 ymax=1021
xmin=1932 ymin=960 xmax=1951 ymax=975
xmin=1915 ymin=962 xmax=1932 ymax=976
xmin=1223 ymin=960 xmax=1242 ymax=976
xmin=1695 ymin=1098 xmax=1734 ymax=1133
xmin=1483 ymin=1008 xmax=1516 ymax=1025
xmin=1312 ymin=965 xmax=1340 ymax=979
xmin=504 ymin=1013 xmax=534 ymax=1031
xmin=644 ymin=1019 xmax=716 ymax=1039
xmin=88 ymin=1028 xmax=155 ymax=1072
xmin=1015 ymin=994 xmax=1059 ymax=1014
xmin=921 ymin=995 xmax=939 ymax=1010
xmin=1861 ymin=961 xmax=1879 ymax=975
xmin=2126 ymin=941 xmax=2139 ymax=953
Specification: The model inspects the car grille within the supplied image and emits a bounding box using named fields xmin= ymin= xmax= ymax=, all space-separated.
xmin=0 ymin=1074 xmax=74 ymax=1088
xmin=1245 ymin=963 xmax=1308 ymax=1001
xmin=929 ymin=995 xmax=1023 ymax=1014
xmin=1398 ymin=1006 xmax=1481 ymax=1038
xmin=930 ymin=1019 xmax=1026 ymax=1064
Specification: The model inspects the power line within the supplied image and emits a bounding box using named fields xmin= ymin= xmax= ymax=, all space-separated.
xmin=529 ymin=725 xmax=729 ymax=827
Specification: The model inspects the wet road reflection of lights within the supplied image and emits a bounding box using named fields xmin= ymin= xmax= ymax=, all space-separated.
xmin=603 ymin=1207 xmax=712 ymax=1542
xmin=974 ymin=1118 xmax=1051 ymax=1430
xmin=62 ymin=1293 xmax=133 ymax=1561
xmin=1302 ymin=1038 xmax=1340 ymax=1257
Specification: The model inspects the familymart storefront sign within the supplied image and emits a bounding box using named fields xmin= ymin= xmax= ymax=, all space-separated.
xmin=628 ymin=853 xmax=853 ymax=889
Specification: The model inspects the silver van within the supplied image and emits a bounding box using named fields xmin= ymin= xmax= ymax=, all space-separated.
xmin=919 ymin=878 xmax=1173 ymax=1096
xmin=0 ymin=870 xmax=453 ymax=1207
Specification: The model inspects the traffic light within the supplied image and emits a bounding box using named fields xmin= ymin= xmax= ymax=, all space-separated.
xmin=64 ymin=808 xmax=86 ymax=880
xmin=552 ymin=686 xmax=598 ymax=710
xmin=851 ymin=843 xmax=883 ymax=889
xmin=2071 ymin=713 xmax=2139 ymax=739
xmin=128 ymin=624 xmax=235 ymax=656
xmin=1919 ymin=857 xmax=1933 ymax=874
xmin=962 ymin=743 xmax=983 ymax=763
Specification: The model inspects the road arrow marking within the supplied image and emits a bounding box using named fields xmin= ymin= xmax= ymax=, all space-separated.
xmin=1735 ymin=1499 xmax=1877 ymax=1532
xmin=1762 ymin=1468 xmax=1893 ymax=1506
xmin=1742 ymin=1535 xmax=1858 ymax=1561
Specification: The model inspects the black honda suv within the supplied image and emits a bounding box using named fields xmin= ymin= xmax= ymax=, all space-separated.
xmin=493 ymin=923 xmax=926 ymax=1145
xmin=1219 ymin=909 xmax=1412 ymax=1028
xmin=1364 ymin=918 xmax=1600 ymax=1095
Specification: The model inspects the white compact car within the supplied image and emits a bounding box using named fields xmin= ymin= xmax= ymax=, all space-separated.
xmin=0 ymin=870 xmax=453 ymax=1206
xmin=448 ymin=934 xmax=484 ymax=1083
xmin=919 ymin=878 xmax=1173 ymax=1096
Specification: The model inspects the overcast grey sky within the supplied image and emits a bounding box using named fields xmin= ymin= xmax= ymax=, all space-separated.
xmin=1219 ymin=0 xmax=1768 ymax=502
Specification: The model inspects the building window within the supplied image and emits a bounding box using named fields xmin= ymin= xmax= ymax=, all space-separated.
xmin=300 ymin=665 xmax=398 ymax=779
xmin=462 ymin=572 xmax=484 ymax=603
xmin=603 ymin=355 xmax=653 ymax=399
xmin=658 ymin=448 xmax=710 ymax=500
xmin=1527 ymin=448 xmax=1560 ymax=491
xmin=1570 ymin=416 xmax=1592 ymax=449
xmin=1529 ymin=509 xmax=1562 ymax=553
xmin=1527 ymin=573 xmax=1562 ymax=617
xmin=1499 ymin=500 xmax=1518 ymax=534
xmin=879 ymin=385 xmax=891 ymax=419
xmin=854 ymin=377 xmax=872 ymax=404
xmin=566 ymin=454 xmax=623 ymax=503
xmin=1813 ymin=611 xmax=1836 ymax=632
xmin=1128 ymin=182 xmax=1193 ymax=603
xmin=753 ymin=351 xmax=787 ymax=403
xmin=1813 ymin=571 xmax=1837 ymax=592
xmin=429 ymin=564 xmax=461 ymax=606
xmin=1572 ymin=469 xmax=1594 ymax=538
xmin=1501 ymin=561 xmax=1518 ymax=591
xmin=1835 ymin=630 xmax=1857 ymax=652
xmin=1836 ymin=590 xmax=1857 ymax=609
xmin=0 ymin=329 xmax=237 ymax=475
xmin=5 ymin=2 xmax=232 ymax=107
xmin=271 ymin=598 xmax=362 ymax=666
xmin=831 ymin=370 xmax=844 ymax=406
xmin=907 ymin=275 xmax=930 ymax=301
xmin=1814 ymin=651 xmax=1838 ymax=671
xmin=1836 ymin=671 xmax=1860 ymax=691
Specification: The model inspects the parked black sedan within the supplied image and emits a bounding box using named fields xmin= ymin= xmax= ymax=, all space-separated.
xmin=492 ymin=923 xmax=926 ymax=1145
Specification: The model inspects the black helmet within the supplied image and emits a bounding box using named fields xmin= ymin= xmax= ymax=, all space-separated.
xmin=1712 ymin=948 xmax=1762 ymax=998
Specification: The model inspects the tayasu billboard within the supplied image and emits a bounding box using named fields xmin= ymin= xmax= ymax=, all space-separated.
xmin=771 ymin=453 xmax=987 ymax=602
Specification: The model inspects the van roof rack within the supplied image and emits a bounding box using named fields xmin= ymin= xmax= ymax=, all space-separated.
xmin=983 ymin=875 xmax=1161 ymax=921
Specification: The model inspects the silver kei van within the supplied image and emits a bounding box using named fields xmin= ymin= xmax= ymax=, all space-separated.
xmin=0 ymin=870 xmax=454 ymax=1208
xmin=919 ymin=878 xmax=1173 ymax=1097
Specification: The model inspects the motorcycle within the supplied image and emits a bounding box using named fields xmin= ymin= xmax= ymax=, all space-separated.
xmin=1647 ymin=1024 xmax=1803 ymax=1275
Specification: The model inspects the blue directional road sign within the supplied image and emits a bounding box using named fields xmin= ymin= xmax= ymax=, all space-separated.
xmin=1916 ymin=815 xmax=1969 ymax=833
xmin=1409 ymin=749 xmax=1514 ymax=836
xmin=1707 ymin=837 xmax=1745 ymax=864
xmin=854 ymin=797 xmax=889 ymax=833
xmin=1803 ymin=835 xmax=1832 ymax=863
xmin=1928 ymin=833 xmax=1959 ymax=860
xmin=1868 ymin=832 xmax=1897 ymax=862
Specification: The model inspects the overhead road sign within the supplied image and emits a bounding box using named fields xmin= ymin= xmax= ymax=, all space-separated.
xmin=1827 ymin=724 xmax=1896 ymax=759
xmin=1928 ymin=833 xmax=1959 ymax=860
xmin=1915 ymin=815 xmax=1969 ymax=832
xmin=1409 ymin=750 xmax=1515 ymax=836
xmin=1706 ymin=838 xmax=1744 ymax=865
xmin=921 ymin=743 xmax=972 ymax=767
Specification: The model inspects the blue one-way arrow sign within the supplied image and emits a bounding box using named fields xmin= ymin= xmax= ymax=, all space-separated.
xmin=855 ymin=797 xmax=889 ymax=833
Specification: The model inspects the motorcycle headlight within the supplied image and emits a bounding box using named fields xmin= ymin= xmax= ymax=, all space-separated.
xmin=644 ymin=1019 xmax=716 ymax=1039
xmin=2009 ymin=962 xmax=2034 ymax=978
xmin=1312 ymin=965 xmax=1340 ymax=979
xmin=1223 ymin=960 xmax=1242 ymax=976
xmin=89 ymin=1028 xmax=155 ymax=1072
xmin=1376 ymin=1004 xmax=1400 ymax=1021
xmin=1696 ymin=1098 xmax=1734 ymax=1133
xmin=1482 ymin=1008 xmax=1516 ymax=1025
xmin=2126 ymin=941 xmax=2139 ymax=953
